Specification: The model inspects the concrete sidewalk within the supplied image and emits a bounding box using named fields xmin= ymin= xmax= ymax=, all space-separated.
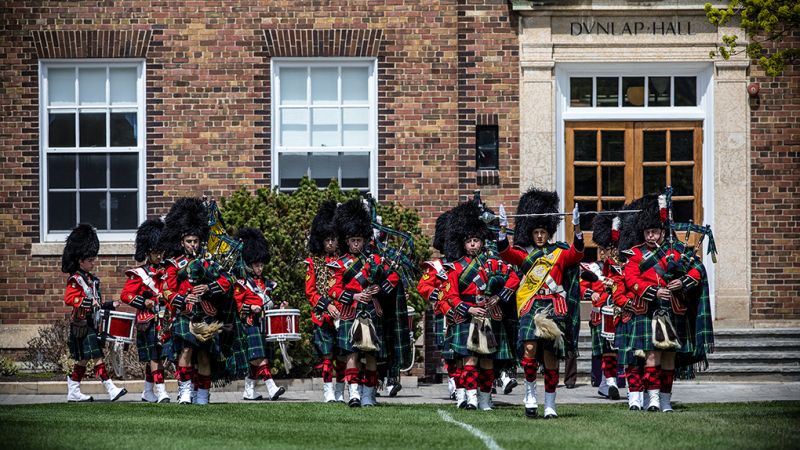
xmin=2 ymin=381 xmax=799 ymax=405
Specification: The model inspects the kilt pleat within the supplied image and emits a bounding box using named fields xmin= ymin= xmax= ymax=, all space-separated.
xmin=136 ymin=321 xmax=174 ymax=362
xmin=68 ymin=328 xmax=104 ymax=361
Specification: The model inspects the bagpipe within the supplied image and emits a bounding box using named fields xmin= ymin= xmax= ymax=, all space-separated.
xmin=363 ymin=193 xmax=420 ymax=289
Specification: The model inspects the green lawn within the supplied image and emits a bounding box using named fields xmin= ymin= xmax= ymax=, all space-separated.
xmin=1 ymin=402 xmax=797 ymax=449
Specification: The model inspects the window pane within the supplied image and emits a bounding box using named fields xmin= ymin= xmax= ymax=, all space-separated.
xmin=601 ymin=130 xmax=624 ymax=161
xmin=309 ymin=153 xmax=339 ymax=187
xmin=569 ymin=77 xmax=592 ymax=107
xmin=48 ymin=68 xmax=75 ymax=105
xmin=643 ymin=167 xmax=666 ymax=194
xmin=577 ymin=200 xmax=596 ymax=230
xmin=643 ymin=131 xmax=666 ymax=161
xmin=673 ymin=200 xmax=694 ymax=223
xmin=341 ymin=153 xmax=370 ymax=189
xmin=80 ymin=192 xmax=107 ymax=230
xmin=110 ymin=112 xmax=137 ymax=147
xmin=574 ymin=130 xmax=596 ymax=161
xmin=280 ymin=68 xmax=307 ymax=105
xmin=674 ymin=76 xmax=697 ymax=106
xmin=78 ymin=68 xmax=106 ymax=105
xmin=311 ymin=67 xmax=338 ymax=105
xmin=342 ymin=67 xmax=368 ymax=104
xmin=110 ymin=68 xmax=137 ymax=104
xmin=110 ymin=154 xmax=138 ymax=188
xmin=622 ymin=77 xmax=645 ymax=107
xmin=311 ymin=108 xmax=339 ymax=147
xmin=48 ymin=154 xmax=76 ymax=189
xmin=476 ymin=125 xmax=499 ymax=170
xmin=278 ymin=154 xmax=307 ymax=188
xmin=671 ymin=166 xmax=695 ymax=196
xmin=48 ymin=192 xmax=76 ymax=231
xmin=574 ymin=167 xmax=597 ymax=196
xmin=596 ymin=77 xmax=618 ymax=107
xmin=79 ymin=112 xmax=106 ymax=147
xmin=602 ymin=200 xmax=624 ymax=212
xmin=342 ymin=108 xmax=369 ymax=147
xmin=671 ymin=130 xmax=694 ymax=161
xmin=79 ymin=154 xmax=107 ymax=188
xmin=601 ymin=166 xmax=624 ymax=196
xmin=280 ymin=109 xmax=308 ymax=147
xmin=648 ymin=77 xmax=670 ymax=106
xmin=110 ymin=192 xmax=138 ymax=230
xmin=48 ymin=112 xmax=76 ymax=147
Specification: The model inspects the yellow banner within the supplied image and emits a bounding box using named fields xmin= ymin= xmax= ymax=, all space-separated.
xmin=515 ymin=248 xmax=562 ymax=316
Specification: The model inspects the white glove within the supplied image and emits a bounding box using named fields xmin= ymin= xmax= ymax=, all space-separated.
xmin=499 ymin=204 xmax=508 ymax=228
xmin=572 ymin=203 xmax=580 ymax=226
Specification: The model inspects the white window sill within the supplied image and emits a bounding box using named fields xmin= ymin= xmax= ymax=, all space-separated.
xmin=31 ymin=242 xmax=135 ymax=256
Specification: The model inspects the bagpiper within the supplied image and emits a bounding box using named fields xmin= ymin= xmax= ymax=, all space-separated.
xmin=62 ymin=223 xmax=127 ymax=402
xmin=119 ymin=218 xmax=172 ymax=403
xmin=305 ymin=200 xmax=346 ymax=403
xmin=234 ymin=227 xmax=287 ymax=401
xmin=497 ymin=188 xmax=583 ymax=419
xmin=328 ymin=199 xmax=399 ymax=407
xmin=160 ymin=197 xmax=231 ymax=405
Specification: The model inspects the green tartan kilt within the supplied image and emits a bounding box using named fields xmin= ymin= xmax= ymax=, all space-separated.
xmin=614 ymin=319 xmax=638 ymax=366
xmin=516 ymin=307 xmax=567 ymax=360
xmin=627 ymin=308 xmax=693 ymax=356
xmin=448 ymin=318 xmax=513 ymax=361
xmin=312 ymin=322 xmax=338 ymax=357
xmin=136 ymin=321 xmax=174 ymax=362
xmin=171 ymin=314 xmax=221 ymax=357
xmin=590 ymin=324 xmax=615 ymax=357
xmin=336 ymin=306 xmax=386 ymax=358
xmin=440 ymin=317 xmax=456 ymax=361
xmin=242 ymin=323 xmax=274 ymax=362
xmin=68 ymin=327 xmax=104 ymax=361
xmin=434 ymin=314 xmax=446 ymax=349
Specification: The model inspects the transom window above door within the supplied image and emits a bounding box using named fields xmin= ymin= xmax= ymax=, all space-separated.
xmin=570 ymin=76 xmax=697 ymax=108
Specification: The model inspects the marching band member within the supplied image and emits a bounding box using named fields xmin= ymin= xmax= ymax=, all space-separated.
xmin=234 ymin=227 xmax=286 ymax=401
xmin=120 ymin=218 xmax=172 ymax=403
xmin=305 ymin=201 xmax=346 ymax=403
xmin=497 ymin=188 xmax=583 ymax=419
xmin=441 ymin=201 xmax=517 ymax=411
xmin=160 ymin=197 xmax=231 ymax=405
xmin=328 ymin=199 xmax=399 ymax=407
xmin=62 ymin=224 xmax=127 ymax=402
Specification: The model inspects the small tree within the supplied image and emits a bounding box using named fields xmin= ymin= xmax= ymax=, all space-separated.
xmin=706 ymin=1 xmax=800 ymax=76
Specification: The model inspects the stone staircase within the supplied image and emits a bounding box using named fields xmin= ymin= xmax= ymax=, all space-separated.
xmin=575 ymin=328 xmax=800 ymax=381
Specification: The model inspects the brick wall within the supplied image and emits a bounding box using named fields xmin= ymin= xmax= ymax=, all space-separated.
xmin=749 ymin=30 xmax=800 ymax=321
xmin=0 ymin=1 xmax=520 ymax=376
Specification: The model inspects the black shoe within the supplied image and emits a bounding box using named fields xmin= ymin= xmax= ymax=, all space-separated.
xmin=565 ymin=384 xmax=576 ymax=389
xmin=349 ymin=398 xmax=361 ymax=408
xmin=524 ymin=407 xmax=538 ymax=418
xmin=270 ymin=387 xmax=286 ymax=401
xmin=111 ymin=388 xmax=127 ymax=402
xmin=388 ymin=384 xmax=402 ymax=397
xmin=465 ymin=404 xmax=477 ymax=410
xmin=504 ymin=379 xmax=518 ymax=395
xmin=458 ymin=401 xmax=467 ymax=409
xmin=608 ymin=386 xmax=620 ymax=400
xmin=449 ymin=392 xmax=457 ymax=401
xmin=647 ymin=405 xmax=660 ymax=412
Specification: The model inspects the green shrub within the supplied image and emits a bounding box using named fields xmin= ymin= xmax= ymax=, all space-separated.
xmin=220 ymin=177 xmax=431 ymax=376
xmin=0 ymin=356 xmax=18 ymax=377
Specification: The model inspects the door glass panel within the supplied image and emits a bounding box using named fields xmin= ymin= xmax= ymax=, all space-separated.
xmin=671 ymin=130 xmax=694 ymax=161
xmin=601 ymin=131 xmax=624 ymax=161
xmin=643 ymin=167 xmax=666 ymax=194
xmin=576 ymin=201 xmax=596 ymax=230
xmin=574 ymin=130 xmax=596 ymax=161
xmin=574 ymin=167 xmax=597 ymax=196
xmin=671 ymin=166 xmax=694 ymax=196
xmin=601 ymin=166 xmax=624 ymax=196
xmin=643 ymin=131 xmax=666 ymax=161
xmin=602 ymin=200 xmax=624 ymax=212
xmin=673 ymin=200 xmax=694 ymax=223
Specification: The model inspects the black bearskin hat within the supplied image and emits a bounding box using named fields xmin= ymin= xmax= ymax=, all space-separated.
xmin=591 ymin=213 xmax=616 ymax=249
xmin=134 ymin=218 xmax=165 ymax=262
xmin=514 ymin=187 xmax=560 ymax=248
xmin=443 ymin=201 xmax=491 ymax=261
xmin=236 ymin=227 xmax=270 ymax=266
xmin=333 ymin=199 xmax=373 ymax=252
xmin=635 ymin=193 xmax=665 ymax=234
xmin=432 ymin=210 xmax=453 ymax=254
xmin=61 ymin=224 xmax=99 ymax=273
xmin=158 ymin=197 xmax=210 ymax=258
xmin=308 ymin=200 xmax=338 ymax=256
xmin=617 ymin=196 xmax=651 ymax=253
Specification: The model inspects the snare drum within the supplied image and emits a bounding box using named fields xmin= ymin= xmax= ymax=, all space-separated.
xmin=600 ymin=305 xmax=616 ymax=342
xmin=262 ymin=309 xmax=301 ymax=342
xmin=100 ymin=310 xmax=136 ymax=344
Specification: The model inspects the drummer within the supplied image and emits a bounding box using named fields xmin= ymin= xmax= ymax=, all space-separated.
xmin=233 ymin=227 xmax=287 ymax=401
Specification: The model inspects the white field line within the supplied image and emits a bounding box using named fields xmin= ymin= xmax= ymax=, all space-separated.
xmin=437 ymin=409 xmax=504 ymax=450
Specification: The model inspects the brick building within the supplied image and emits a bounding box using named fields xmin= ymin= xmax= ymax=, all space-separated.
xmin=0 ymin=1 xmax=797 ymax=379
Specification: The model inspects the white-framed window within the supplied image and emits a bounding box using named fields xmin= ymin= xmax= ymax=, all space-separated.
xmin=39 ymin=59 xmax=146 ymax=242
xmin=271 ymin=58 xmax=378 ymax=194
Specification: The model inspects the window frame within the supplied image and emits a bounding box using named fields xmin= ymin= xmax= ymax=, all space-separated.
xmin=39 ymin=59 xmax=147 ymax=243
xmin=270 ymin=58 xmax=378 ymax=195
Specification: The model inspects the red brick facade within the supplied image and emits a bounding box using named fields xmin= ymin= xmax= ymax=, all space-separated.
xmin=749 ymin=31 xmax=800 ymax=322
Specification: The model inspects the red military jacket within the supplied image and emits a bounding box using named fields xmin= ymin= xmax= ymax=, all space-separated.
xmin=304 ymin=255 xmax=338 ymax=327
xmin=623 ymin=243 xmax=701 ymax=315
xmin=580 ymin=259 xmax=631 ymax=326
xmin=119 ymin=263 xmax=165 ymax=324
xmin=498 ymin=239 xmax=583 ymax=317
xmin=441 ymin=255 xmax=519 ymax=324
xmin=328 ymin=252 xmax=400 ymax=321
xmin=233 ymin=276 xmax=275 ymax=326
xmin=416 ymin=259 xmax=451 ymax=317
xmin=64 ymin=270 xmax=100 ymax=321
xmin=163 ymin=255 xmax=231 ymax=316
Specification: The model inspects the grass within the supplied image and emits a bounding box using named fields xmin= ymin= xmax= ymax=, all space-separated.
xmin=0 ymin=402 xmax=797 ymax=449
